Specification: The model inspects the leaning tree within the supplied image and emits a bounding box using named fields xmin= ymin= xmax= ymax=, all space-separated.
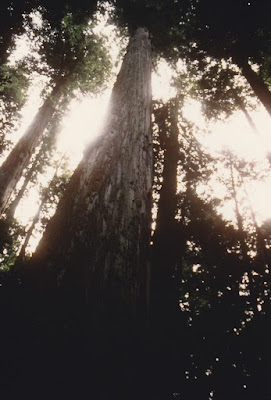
xmin=0 ymin=9 xmax=111 ymax=217
xmin=187 ymin=0 xmax=271 ymax=117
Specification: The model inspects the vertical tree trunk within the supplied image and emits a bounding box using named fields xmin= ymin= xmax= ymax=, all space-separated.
xmin=30 ymin=27 xmax=153 ymax=319
xmin=155 ymin=99 xmax=179 ymax=237
xmin=234 ymin=56 xmax=271 ymax=117
xmin=229 ymin=160 xmax=249 ymax=259
xmin=229 ymin=158 xmax=258 ymax=314
xmin=152 ymin=98 xmax=182 ymax=320
xmin=0 ymin=83 xmax=63 ymax=217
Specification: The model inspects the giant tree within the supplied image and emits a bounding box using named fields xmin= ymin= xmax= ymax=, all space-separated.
xmin=24 ymin=0 xmax=192 ymax=318
xmin=29 ymin=26 xmax=152 ymax=320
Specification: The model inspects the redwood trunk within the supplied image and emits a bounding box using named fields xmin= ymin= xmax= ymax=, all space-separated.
xmin=155 ymin=99 xmax=179 ymax=236
xmin=31 ymin=27 xmax=153 ymax=317
xmin=234 ymin=56 xmax=271 ymax=117
xmin=152 ymin=98 xmax=183 ymax=320
xmin=0 ymin=84 xmax=62 ymax=217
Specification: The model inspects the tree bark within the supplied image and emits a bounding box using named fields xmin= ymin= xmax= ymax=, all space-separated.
xmin=234 ymin=56 xmax=271 ymax=117
xmin=152 ymin=98 xmax=182 ymax=320
xmin=0 ymin=83 xmax=63 ymax=217
xmin=155 ymin=99 xmax=179 ymax=236
xmin=30 ymin=27 xmax=153 ymax=319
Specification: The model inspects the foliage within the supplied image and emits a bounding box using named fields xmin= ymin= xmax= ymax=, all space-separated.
xmin=175 ymin=59 xmax=257 ymax=121
xmin=107 ymin=0 xmax=192 ymax=62
xmin=0 ymin=62 xmax=30 ymax=153
xmin=0 ymin=218 xmax=25 ymax=269
xmin=33 ymin=10 xmax=112 ymax=95
xmin=151 ymin=95 xmax=271 ymax=398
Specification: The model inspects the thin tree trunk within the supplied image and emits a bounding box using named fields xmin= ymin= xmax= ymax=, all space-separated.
xmin=229 ymin=159 xmax=249 ymax=259
xmin=30 ymin=27 xmax=153 ymax=319
xmin=17 ymin=157 xmax=64 ymax=261
xmin=234 ymin=93 xmax=271 ymax=165
xmin=234 ymin=56 xmax=271 ymax=117
xmin=234 ymin=94 xmax=260 ymax=136
xmin=0 ymin=83 xmax=63 ymax=217
xmin=240 ymin=175 xmax=271 ymax=271
xmin=18 ymin=212 xmax=39 ymax=261
xmin=229 ymin=158 xmax=258 ymax=314
xmin=6 ymin=159 xmax=37 ymax=220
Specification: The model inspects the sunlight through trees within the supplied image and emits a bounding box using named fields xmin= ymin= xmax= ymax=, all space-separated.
xmin=1 ymin=1 xmax=271 ymax=399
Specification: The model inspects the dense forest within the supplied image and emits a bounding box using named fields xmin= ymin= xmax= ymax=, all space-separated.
xmin=1 ymin=1 xmax=271 ymax=399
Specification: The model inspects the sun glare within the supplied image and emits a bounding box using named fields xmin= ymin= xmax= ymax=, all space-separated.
xmin=57 ymin=92 xmax=111 ymax=167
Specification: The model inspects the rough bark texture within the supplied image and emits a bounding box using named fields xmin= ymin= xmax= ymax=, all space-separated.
xmin=234 ymin=56 xmax=271 ymax=117
xmin=0 ymin=84 xmax=62 ymax=217
xmin=31 ymin=27 xmax=153 ymax=318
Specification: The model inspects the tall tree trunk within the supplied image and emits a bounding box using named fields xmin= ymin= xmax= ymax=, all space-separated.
xmin=30 ymin=27 xmax=153 ymax=319
xmin=234 ymin=56 xmax=271 ymax=117
xmin=152 ymin=98 xmax=182 ymax=320
xmin=0 ymin=83 xmax=63 ymax=217
xmin=155 ymin=99 xmax=179 ymax=237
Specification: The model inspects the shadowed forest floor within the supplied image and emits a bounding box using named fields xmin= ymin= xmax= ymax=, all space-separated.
xmin=0 ymin=278 xmax=268 ymax=400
